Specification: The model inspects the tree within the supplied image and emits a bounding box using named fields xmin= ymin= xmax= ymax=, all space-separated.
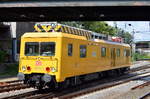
xmin=60 ymin=21 xmax=117 ymax=36
xmin=60 ymin=21 xmax=132 ymax=44
xmin=115 ymin=28 xmax=132 ymax=44
xmin=60 ymin=21 xmax=83 ymax=28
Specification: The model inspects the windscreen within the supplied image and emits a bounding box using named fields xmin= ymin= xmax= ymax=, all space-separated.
xmin=25 ymin=42 xmax=39 ymax=56
xmin=40 ymin=42 xmax=55 ymax=56
xmin=25 ymin=42 xmax=55 ymax=56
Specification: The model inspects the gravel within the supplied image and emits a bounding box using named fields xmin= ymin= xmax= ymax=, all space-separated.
xmin=0 ymin=88 xmax=36 ymax=99
xmin=75 ymin=76 xmax=150 ymax=99
xmin=0 ymin=61 xmax=149 ymax=99
xmin=75 ymin=61 xmax=150 ymax=99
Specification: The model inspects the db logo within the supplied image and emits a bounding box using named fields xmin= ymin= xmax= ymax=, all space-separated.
xmin=36 ymin=61 xmax=42 ymax=66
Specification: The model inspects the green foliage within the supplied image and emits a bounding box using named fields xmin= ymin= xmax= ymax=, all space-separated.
xmin=0 ymin=50 xmax=6 ymax=63
xmin=60 ymin=21 xmax=132 ymax=44
xmin=132 ymin=53 xmax=150 ymax=61
xmin=60 ymin=21 xmax=117 ymax=36
xmin=0 ymin=63 xmax=18 ymax=76
xmin=60 ymin=21 xmax=83 ymax=28
xmin=82 ymin=21 xmax=117 ymax=36
xmin=115 ymin=29 xmax=132 ymax=44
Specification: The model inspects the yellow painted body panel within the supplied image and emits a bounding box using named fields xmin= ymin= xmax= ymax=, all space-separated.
xmin=60 ymin=38 xmax=131 ymax=81
xmin=19 ymin=32 xmax=131 ymax=82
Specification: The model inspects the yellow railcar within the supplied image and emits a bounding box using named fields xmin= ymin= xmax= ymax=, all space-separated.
xmin=18 ymin=23 xmax=131 ymax=89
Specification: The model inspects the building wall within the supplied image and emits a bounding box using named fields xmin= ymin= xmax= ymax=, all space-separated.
xmin=16 ymin=22 xmax=35 ymax=39
xmin=0 ymin=22 xmax=36 ymax=62
xmin=0 ymin=24 xmax=12 ymax=62
xmin=135 ymin=41 xmax=150 ymax=56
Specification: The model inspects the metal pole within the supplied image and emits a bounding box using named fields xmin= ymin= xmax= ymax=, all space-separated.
xmin=132 ymin=29 xmax=135 ymax=54
xmin=12 ymin=38 xmax=17 ymax=62
xmin=10 ymin=22 xmax=17 ymax=62
xmin=149 ymin=21 xmax=150 ymax=32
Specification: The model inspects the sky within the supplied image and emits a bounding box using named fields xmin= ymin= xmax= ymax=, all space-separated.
xmin=106 ymin=21 xmax=150 ymax=42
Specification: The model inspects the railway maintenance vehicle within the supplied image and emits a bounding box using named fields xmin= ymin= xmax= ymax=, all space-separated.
xmin=18 ymin=23 xmax=131 ymax=89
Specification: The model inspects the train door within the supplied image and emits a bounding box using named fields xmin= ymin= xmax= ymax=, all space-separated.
xmin=126 ymin=49 xmax=130 ymax=64
xmin=111 ymin=48 xmax=116 ymax=67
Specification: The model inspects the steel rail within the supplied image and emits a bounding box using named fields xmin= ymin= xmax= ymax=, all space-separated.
xmin=128 ymin=64 xmax=150 ymax=73
xmin=0 ymin=83 xmax=24 ymax=89
xmin=14 ymin=71 xmax=150 ymax=99
xmin=58 ymin=73 xmax=150 ymax=99
xmin=3 ymin=80 xmax=21 ymax=83
xmin=0 ymin=84 xmax=30 ymax=93
xmin=140 ymin=92 xmax=150 ymax=99
xmin=131 ymin=81 xmax=150 ymax=90
xmin=3 ymin=90 xmax=39 ymax=99
xmin=2 ymin=64 xmax=150 ymax=98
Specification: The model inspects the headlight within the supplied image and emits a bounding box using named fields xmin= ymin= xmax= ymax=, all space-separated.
xmin=22 ymin=66 xmax=26 ymax=71
xmin=50 ymin=67 xmax=56 ymax=73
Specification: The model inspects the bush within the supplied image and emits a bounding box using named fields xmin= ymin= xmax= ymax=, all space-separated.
xmin=132 ymin=53 xmax=150 ymax=61
xmin=0 ymin=50 xmax=6 ymax=63
xmin=0 ymin=63 xmax=18 ymax=76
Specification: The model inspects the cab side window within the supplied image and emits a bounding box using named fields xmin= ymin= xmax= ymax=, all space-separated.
xmin=101 ymin=47 xmax=106 ymax=57
xmin=80 ymin=45 xmax=87 ymax=58
xmin=68 ymin=44 xmax=73 ymax=56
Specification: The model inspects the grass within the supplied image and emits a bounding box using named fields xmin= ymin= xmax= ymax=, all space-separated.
xmin=0 ymin=63 xmax=18 ymax=77
xmin=132 ymin=53 xmax=150 ymax=61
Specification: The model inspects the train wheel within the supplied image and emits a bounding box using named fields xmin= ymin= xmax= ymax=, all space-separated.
xmin=102 ymin=71 xmax=108 ymax=78
xmin=117 ymin=69 xmax=122 ymax=76
xmin=113 ymin=70 xmax=118 ymax=77
xmin=57 ymin=79 xmax=70 ymax=90
xmin=118 ymin=68 xmax=127 ymax=75
xmin=36 ymin=83 xmax=44 ymax=90
xmin=107 ymin=70 xmax=114 ymax=77
xmin=99 ymin=72 xmax=104 ymax=79
xmin=47 ymin=81 xmax=56 ymax=90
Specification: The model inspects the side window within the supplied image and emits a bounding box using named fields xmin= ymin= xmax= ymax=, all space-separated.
xmin=126 ymin=50 xmax=130 ymax=57
xmin=117 ymin=49 xmax=120 ymax=57
xmin=101 ymin=47 xmax=106 ymax=57
xmin=80 ymin=45 xmax=87 ymax=58
xmin=124 ymin=49 xmax=127 ymax=57
xmin=68 ymin=44 xmax=73 ymax=56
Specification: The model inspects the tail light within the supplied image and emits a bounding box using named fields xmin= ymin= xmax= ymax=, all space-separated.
xmin=46 ymin=67 xmax=50 ymax=72
xmin=27 ymin=66 xmax=31 ymax=71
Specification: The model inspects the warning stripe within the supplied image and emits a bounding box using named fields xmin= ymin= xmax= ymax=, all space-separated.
xmin=61 ymin=26 xmax=65 ymax=33
xmin=54 ymin=24 xmax=61 ymax=32
xmin=34 ymin=23 xmax=93 ymax=40
xmin=34 ymin=24 xmax=42 ymax=32
xmin=34 ymin=24 xmax=52 ymax=32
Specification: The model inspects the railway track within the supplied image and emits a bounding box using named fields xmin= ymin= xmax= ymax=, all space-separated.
xmin=128 ymin=64 xmax=150 ymax=73
xmin=0 ymin=80 xmax=22 ymax=86
xmin=0 ymin=80 xmax=30 ymax=93
xmin=130 ymin=81 xmax=150 ymax=99
xmin=58 ymin=73 xmax=150 ymax=99
xmin=0 ymin=83 xmax=30 ymax=93
xmin=3 ymin=69 xmax=150 ymax=99
xmin=0 ymin=64 xmax=150 ymax=99
xmin=131 ymin=81 xmax=150 ymax=90
xmin=140 ymin=92 xmax=150 ymax=99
